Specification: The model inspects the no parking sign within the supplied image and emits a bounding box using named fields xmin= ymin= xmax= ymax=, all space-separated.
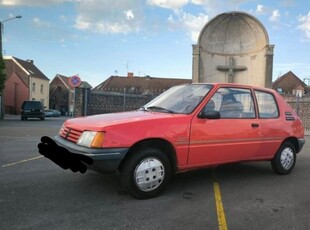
xmin=69 ymin=75 xmax=81 ymax=88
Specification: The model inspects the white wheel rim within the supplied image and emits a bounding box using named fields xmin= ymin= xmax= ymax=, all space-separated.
xmin=280 ymin=147 xmax=294 ymax=170
xmin=134 ymin=158 xmax=165 ymax=192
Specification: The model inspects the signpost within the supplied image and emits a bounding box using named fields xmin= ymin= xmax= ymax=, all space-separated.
xmin=69 ymin=75 xmax=81 ymax=117
xmin=69 ymin=75 xmax=81 ymax=88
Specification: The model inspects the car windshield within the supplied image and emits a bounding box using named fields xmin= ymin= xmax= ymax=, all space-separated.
xmin=23 ymin=102 xmax=42 ymax=109
xmin=142 ymin=84 xmax=213 ymax=114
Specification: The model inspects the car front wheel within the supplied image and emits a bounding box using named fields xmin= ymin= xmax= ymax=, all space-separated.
xmin=271 ymin=142 xmax=296 ymax=175
xmin=121 ymin=148 xmax=171 ymax=199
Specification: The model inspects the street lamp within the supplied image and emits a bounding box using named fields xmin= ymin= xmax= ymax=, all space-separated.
xmin=0 ymin=15 xmax=22 ymax=119
xmin=0 ymin=15 xmax=22 ymax=56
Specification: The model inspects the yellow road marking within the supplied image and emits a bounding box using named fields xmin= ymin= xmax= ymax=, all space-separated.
xmin=213 ymin=182 xmax=228 ymax=230
xmin=1 ymin=155 xmax=43 ymax=168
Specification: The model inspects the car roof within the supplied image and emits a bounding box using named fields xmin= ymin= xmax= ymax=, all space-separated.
xmin=191 ymin=82 xmax=275 ymax=93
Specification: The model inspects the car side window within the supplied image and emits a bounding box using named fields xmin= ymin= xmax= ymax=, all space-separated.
xmin=255 ymin=90 xmax=279 ymax=118
xmin=203 ymin=87 xmax=255 ymax=119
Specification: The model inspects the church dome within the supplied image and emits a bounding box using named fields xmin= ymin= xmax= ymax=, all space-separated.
xmin=198 ymin=11 xmax=269 ymax=55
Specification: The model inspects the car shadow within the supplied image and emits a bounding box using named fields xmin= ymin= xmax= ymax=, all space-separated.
xmin=164 ymin=162 xmax=288 ymax=200
xmin=79 ymin=161 xmax=279 ymax=200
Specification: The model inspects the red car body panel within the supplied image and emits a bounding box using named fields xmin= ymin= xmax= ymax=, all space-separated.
xmin=58 ymin=83 xmax=304 ymax=173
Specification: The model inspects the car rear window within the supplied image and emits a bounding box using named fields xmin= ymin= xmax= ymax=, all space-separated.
xmin=23 ymin=101 xmax=43 ymax=110
xmin=254 ymin=91 xmax=279 ymax=118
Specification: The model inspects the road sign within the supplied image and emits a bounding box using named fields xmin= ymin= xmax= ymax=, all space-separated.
xmin=69 ymin=75 xmax=81 ymax=88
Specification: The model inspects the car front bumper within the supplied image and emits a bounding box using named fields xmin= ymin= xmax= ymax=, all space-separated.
xmin=54 ymin=135 xmax=129 ymax=173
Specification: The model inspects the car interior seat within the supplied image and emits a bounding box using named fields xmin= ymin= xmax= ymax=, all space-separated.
xmin=220 ymin=100 xmax=244 ymax=118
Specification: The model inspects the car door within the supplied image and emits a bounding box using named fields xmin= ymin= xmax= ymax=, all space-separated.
xmin=188 ymin=87 xmax=262 ymax=166
xmin=252 ymin=90 xmax=284 ymax=158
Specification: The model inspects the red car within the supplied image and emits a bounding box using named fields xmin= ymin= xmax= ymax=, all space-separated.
xmin=39 ymin=83 xmax=305 ymax=199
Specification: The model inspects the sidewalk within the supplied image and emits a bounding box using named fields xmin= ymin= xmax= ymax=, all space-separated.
xmin=3 ymin=114 xmax=20 ymax=120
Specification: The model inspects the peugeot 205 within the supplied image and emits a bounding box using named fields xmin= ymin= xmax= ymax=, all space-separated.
xmin=38 ymin=83 xmax=305 ymax=199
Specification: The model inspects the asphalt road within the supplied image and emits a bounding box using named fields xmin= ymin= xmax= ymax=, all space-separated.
xmin=0 ymin=115 xmax=310 ymax=230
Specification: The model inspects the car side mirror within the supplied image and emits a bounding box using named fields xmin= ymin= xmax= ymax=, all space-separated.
xmin=198 ymin=110 xmax=221 ymax=119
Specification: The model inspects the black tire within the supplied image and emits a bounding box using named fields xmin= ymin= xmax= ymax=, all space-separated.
xmin=271 ymin=142 xmax=296 ymax=175
xmin=121 ymin=148 xmax=171 ymax=199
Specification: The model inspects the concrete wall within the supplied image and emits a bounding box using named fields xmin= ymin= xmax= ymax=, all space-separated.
xmin=193 ymin=11 xmax=274 ymax=88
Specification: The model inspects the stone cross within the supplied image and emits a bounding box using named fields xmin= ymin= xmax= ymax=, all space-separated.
xmin=216 ymin=56 xmax=247 ymax=83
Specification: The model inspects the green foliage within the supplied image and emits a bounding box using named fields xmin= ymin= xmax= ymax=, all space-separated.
xmin=0 ymin=56 xmax=6 ymax=93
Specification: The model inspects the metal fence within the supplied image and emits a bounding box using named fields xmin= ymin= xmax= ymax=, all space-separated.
xmin=282 ymin=94 xmax=310 ymax=134
xmin=74 ymin=88 xmax=156 ymax=116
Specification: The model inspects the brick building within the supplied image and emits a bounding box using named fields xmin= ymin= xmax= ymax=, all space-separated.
xmin=93 ymin=74 xmax=192 ymax=95
xmin=49 ymin=74 xmax=91 ymax=115
xmin=272 ymin=71 xmax=308 ymax=96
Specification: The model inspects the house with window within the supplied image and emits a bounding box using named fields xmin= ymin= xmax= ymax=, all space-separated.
xmin=272 ymin=71 xmax=307 ymax=96
xmin=3 ymin=56 xmax=50 ymax=114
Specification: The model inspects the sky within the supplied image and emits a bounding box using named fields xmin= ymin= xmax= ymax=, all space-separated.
xmin=0 ymin=0 xmax=310 ymax=87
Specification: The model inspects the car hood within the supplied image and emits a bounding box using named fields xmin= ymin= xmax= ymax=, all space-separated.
xmin=64 ymin=110 xmax=185 ymax=131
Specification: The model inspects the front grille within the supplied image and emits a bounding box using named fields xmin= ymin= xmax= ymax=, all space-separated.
xmin=59 ymin=125 xmax=83 ymax=143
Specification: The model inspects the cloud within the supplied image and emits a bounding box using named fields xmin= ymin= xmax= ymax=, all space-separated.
xmin=125 ymin=10 xmax=135 ymax=20
xmin=298 ymin=12 xmax=310 ymax=40
xmin=256 ymin=4 xmax=266 ymax=14
xmin=1 ymin=0 xmax=71 ymax=6
xmin=74 ymin=0 xmax=142 ymax=34
xmin=33 ymin=17 xmax=51 ymax=27
xmin=191 ymin=0 xmax=205 ymax=4
xmin=168 ymin=9 xmax=208 ymax=42
xmin=269 ymin=9 xmax=280 ymax=22
xmin=147 ymin=0 xmax=189 ymax=9
xmin=189 ymin=0 xmax=250 ymax=15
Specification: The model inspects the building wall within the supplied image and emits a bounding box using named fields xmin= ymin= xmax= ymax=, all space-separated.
xmin=197 ymin=49 xmax=269 ymax=86
xmin=49 ymin=76 xmax=73 ymax=115
xmin=29 ymin=77 xmax=49 ymax=108
xmin=3 ymin=72 xmax=29 ymax=114
xmin=4 ymin=59 xmax=29 ymax=87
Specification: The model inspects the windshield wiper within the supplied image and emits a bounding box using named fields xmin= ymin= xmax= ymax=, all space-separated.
xmin=139 ymin=106 xmax=147 ymax=111
xmin=146 ymin=106 xmax=175 ymax=114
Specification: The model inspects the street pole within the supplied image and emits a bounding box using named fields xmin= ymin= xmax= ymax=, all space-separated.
xmin=0 ymin=21 xmax=3 ymax=57
xmin=0 ymin=15 xmax=22 ymax=119
xmin=0 ymin=15 xmax=22 ymax=56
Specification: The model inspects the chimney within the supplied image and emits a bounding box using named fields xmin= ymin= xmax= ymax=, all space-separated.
xmin=127 ymin=72 xmax=134 ymax=78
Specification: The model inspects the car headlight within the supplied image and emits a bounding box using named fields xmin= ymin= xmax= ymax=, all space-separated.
xmin=77 ymin=131 xmax=105 ymax=148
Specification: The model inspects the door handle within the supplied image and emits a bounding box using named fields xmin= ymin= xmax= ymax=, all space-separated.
xmin=251 ymin=123 xmax=259 ymax=128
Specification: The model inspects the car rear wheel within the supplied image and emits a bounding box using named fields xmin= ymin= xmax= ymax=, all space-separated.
xmin=271 ymin=142 xmax=296 ymax=175
xmin=121 ymin=148 xmax=171 ymax=199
